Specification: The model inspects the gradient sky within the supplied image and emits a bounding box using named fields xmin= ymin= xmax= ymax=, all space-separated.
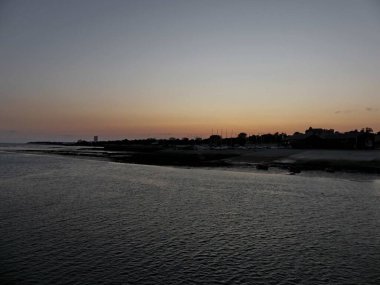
xmin=1 ymin=0 xmax=380 ymax=142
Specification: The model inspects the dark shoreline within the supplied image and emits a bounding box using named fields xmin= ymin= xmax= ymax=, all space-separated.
xmin=5 ymin=145 xmax=380 ymax=175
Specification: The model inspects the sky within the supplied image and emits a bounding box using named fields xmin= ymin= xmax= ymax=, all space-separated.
xmin=1 ymin=0 xmax=380 ymax=142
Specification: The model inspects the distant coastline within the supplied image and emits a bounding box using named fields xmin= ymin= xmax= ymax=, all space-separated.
xmin=22 ymin=127 xmax=380 ymax=174
xmin=11 ymin=143 xmax=380 ymax=175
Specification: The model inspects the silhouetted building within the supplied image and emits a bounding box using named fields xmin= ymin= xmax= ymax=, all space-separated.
xmin=94 ymin=136 xmax=98 ymax=143
xmin=305 ymin=127 xmax=334 ymax=135
xmin=288 ymin=128 xmax=375 ymax=149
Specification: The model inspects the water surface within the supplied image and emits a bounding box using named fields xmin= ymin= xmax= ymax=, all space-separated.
xmin=1 ymin=152 xmax=379 ymax=284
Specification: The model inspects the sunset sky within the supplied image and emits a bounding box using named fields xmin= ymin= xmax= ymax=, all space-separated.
xmin=1 ymin=0 xmax=380 ymax=142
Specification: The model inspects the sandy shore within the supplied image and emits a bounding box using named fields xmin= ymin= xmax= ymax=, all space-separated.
xmin=227 ymin=148 xmax=380 ymax=173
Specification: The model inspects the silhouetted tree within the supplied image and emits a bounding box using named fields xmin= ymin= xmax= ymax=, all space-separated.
xmin=237 ymin=132 xmax=247 ymax=146
xmin=209 ymin=135 xmax=222 ymax=146
xmin=362 ymin=127 xmax=374 ymax=133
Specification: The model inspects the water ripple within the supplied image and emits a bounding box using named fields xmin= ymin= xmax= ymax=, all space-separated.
xmin=0 ymin=153 xmax=380 ymax=284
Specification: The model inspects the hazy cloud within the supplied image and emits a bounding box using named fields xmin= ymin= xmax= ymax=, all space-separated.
xmin=334 ymin=110 xmax=353 ymax=115
xmin=365 ymin=107 xmax=378 ymax=112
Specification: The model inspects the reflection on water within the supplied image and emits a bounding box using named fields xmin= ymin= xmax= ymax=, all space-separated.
xmin=0 ymin=152 xmax=379 ymax=284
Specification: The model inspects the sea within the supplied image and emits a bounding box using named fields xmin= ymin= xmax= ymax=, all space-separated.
xmin=1 ymin=145 xmax=380 ymax=284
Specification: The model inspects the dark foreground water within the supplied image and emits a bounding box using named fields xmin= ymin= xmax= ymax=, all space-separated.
xmin=1 ymin=152 xmax=380 ymax=284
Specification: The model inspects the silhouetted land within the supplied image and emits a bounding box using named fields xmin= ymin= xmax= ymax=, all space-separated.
xmin=25 ymin=127 xmax=380 ymax=174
